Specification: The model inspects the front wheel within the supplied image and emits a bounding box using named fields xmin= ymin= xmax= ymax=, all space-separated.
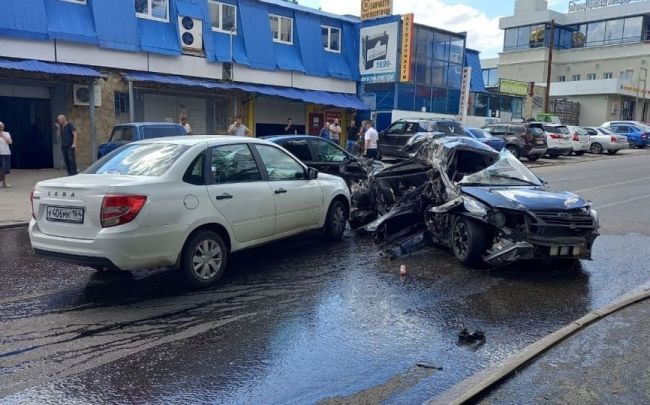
xmin=324 ymin=200 xmax=348 ymax=240
xmin=526 ymin=154 xmax=540 ymax=162
xmin=451 ymin=216 xmax=489 ymax=267
xmin=505 ymin=145 xmax=521 ymax=159
xmin=590 ymin=143 xmax=603 ymax=154
xmin=181 ymin=231 xmax=228 ymax=288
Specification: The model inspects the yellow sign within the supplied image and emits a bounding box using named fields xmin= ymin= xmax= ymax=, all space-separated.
xmin=400 ymin=13 xmax=414 ymax=82
xmin=361 ymin=0 xmax=393 ymax=21
xmin=499 ymin=79 xmax=529 ymax=96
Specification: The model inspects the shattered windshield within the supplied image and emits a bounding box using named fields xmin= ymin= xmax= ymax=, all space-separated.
xmin=459 ymin=149 xmax=542 ymax=186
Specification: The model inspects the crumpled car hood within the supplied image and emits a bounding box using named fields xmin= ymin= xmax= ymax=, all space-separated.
xmin=461 ymin=186 xmax=589 ymax=211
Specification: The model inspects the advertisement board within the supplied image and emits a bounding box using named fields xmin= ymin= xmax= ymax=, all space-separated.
xmin=400 ymin=14 xmax=414 ymax=82
xmin=459 ymin=67 xmax=472 ymax=122
xmin=361 ymin=0 xmax=393 ymax=20
xmin=499 ymin=79 xmax=529 ymax=96
xmin=359 ymin=21 xmax=399 ymax=84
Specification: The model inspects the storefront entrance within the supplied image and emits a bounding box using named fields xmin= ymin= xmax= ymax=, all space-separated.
xmin=0 ymin=96 xmax=52 ymax=169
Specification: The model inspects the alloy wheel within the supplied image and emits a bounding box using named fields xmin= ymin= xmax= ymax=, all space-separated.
xmin=331 ymin=205 xmax=346 ymax=236
xmin=453 ymin=221 xmax=469 ymax=258
xmin=192 ymin=239 xmax=223 ymax=280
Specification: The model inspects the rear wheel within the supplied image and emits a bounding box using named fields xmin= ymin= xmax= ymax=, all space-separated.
xmin=526 ymin=154 xmax=540 ymax=162
xmin=607 ymin=150 xmax=619 ymax=155
xmin=181 ymin=231 xmax=227 ymax=288
xmin=505 ymin=145 xmax=521 ymax=159
xmin=590 ymin=143 xmax=603 ymax=154
xmin=637 ymin=144 xmax=647 ymax=149
xmin=451 ymin=216 xmax=489 ymax=267
xmin=324 ymin=200 xmax=348 ymax=240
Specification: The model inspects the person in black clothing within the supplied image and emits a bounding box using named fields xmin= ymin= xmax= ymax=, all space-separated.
xmin=346 ymin=120 xmax=359 ymax=154
xmin=284 ymin=118 xmax=298 ymax=135
xmin=57 ymin=115 xmax=78 ymax=176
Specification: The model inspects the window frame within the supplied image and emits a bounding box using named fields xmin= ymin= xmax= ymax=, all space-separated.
xmin=252 ymin=143 xmax=308 ymax=181
xmin=308 ymin=138 xmax=348 ymax=164
xmin=321 ymin=25 xmax=341 ymax=53
xmin=586 ymin=73 xmax=596 ymax=80
xmin=135 ymin=0 xmax=170 ymax=22
xmin=571 ymin=74 xmax=581 ymax=81
xmin=280 ymin=139 xmax=315 ymax=162
xmin=603 ymin=72 xmax=613 ymax=79
xmin=269 ymin=14 xmax=294 ymax=45
xmin=208 ymin=143 xmax=264 ymax=185
xmin=208 ymin=1 xmax=238 ymax=34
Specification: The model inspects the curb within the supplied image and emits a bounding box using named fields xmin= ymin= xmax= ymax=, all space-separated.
xmin=526 ymin=149 xmax=646 ymax=170
xmin=0 ymin=222 xmax=29 ymax=230
xmin=428 ymin=284 xmax=650 ymax=405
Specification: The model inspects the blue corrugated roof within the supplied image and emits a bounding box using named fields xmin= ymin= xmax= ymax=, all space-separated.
xmin=44 ymin=0 xmax=97 ymax=44
xmin=138 ymin=19 xmax=181 ymax=56
xmin=258 ymin=0 xmax=358 ymax=23
xmin=0 ymin=59 xmax=102 ymax=77
xmin=465 ymin=49 xmax=487 ymax=93
xmin=124 ymin=71 xmax=368 ymax=110
xmin=239 ymin=0 xmax=277 ymax=71
xmin=0 ymin=0 xmax=48 ymax=40
xmin=92 ymin=0 xmax=140 ymax=52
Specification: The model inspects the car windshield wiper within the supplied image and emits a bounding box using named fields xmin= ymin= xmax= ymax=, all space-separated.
xmin=490 ymin=174 xmax=538 ymax=185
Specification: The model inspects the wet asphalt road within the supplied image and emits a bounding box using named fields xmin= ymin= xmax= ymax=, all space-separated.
xmin=1 ymin=152 xmax=650 ymax=404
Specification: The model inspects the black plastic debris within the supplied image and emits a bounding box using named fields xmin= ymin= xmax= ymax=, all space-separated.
xmin=458 ymin=327 xmax=486 ymax=343
xmin=416 ymin=362 xmax=443 ymax=370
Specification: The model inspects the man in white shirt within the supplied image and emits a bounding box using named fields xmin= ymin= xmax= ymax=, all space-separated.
xmin=180 ymin=115 xmax=193 ymax=135
xmin=364 ymin=120 xmax=379 ymax=159
xmin=228 ymin=116 xmax=252 ymax=137
xmin=0 ymin=121 xmax=12 ymax=188
xmin=329 ymin=118 xmax=342 ymax=146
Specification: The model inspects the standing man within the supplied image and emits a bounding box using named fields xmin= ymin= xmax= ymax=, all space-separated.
xmin=319 ymin=120 xmax=331 ymax=140
xmin=284 ymin=118 xmax=298 ymax=135
xmin=346 ymin=119 xmax=359 ymax=154
xmin=364 ymin=120 xmax=379 ymax=159
xmin=329 ymin=118 xmax=342 ymax=145
xmin=57 ymin=115 xmax=78 ymax=176
xmin=357 ymin=120 xmax=367 ymax=156
xmin=228 ymin=116 xmax=252 ymax=137
xmin=180 ymin=115 xmax=193 ymax=135
xmin=0 ymin=122 xmax=12 ymax=188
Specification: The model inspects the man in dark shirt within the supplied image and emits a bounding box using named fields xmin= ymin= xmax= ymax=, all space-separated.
xmin=284 ymin=118 xmax=298 ymax=135
xmin=57 ymin=115 xmax=78 ymax=176
xmin=346 ymin=120 xmax=359 ymax=154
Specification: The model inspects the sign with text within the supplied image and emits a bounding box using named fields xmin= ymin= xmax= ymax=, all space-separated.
xmin=568 ymin=0 xmax=646 ymax=13
xmin=361 ymin=0 xmax=393 ymax=20
xmin=400 ymin=13 xmax=414 ymax=82
xmin=359 ymin=21 xmax=399 ymax=84
xmin=459 ymin=67 xmax=472 ymax=122
xmin=499 ymin=79 xmax=529 ymax=96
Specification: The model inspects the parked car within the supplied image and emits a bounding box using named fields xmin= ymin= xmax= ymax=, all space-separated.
xmin=582 ymin=127 xmax=629 ymax=154
xmin=377 ymin=118 xmax=464 ymax=159
xmin=481 ymin=122 xmax=547 ymax=161
xmin=602 ymin=120 xmax=648 ymax=128
xmin=263 ymin=135 xmax=383 ymax=186
xmin=603 ymin=123 xmax=649 ymax=149
xmin=350 ymin=137 xmax=599 ymax=267
xmin=30 ymin=136 xmax=351 ymax=288
xmin=528 ymin=123 xmax=573 ymax=158
xmin=565 ymin=125 xmax=590 ymax=155
xmin=97 ymin=123 xmax=187 ymax=158
xmin=464 ymin=127 xmax=506 ymax=151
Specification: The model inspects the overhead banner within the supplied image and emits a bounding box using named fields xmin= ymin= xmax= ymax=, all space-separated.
xmin=359 ymin=21 xmax=399 ymax=84
xmin=459 ymin=67 xmax=472 ymax=122
xmin=499 ymin=79 xmax=529 ymax=96
xmin=361 ymin=0 xmax=393 ymax=20
xmin=400 ymin=13 xmax=414 ymax=82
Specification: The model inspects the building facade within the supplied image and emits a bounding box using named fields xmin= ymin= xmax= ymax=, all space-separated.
xmin=496 ymin=0 xmax=650 ymax=125
xmin=0 ymin=0 xmax=365 ymax=169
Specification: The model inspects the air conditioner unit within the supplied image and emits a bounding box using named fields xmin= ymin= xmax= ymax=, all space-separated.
xmin=178 ymin=16 xmax=203 ymax=54
xmin=73 ymin=84 xmax=101 ymax=107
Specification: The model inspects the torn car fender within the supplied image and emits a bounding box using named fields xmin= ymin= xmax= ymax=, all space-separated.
xmin=428 ymin=197 xmax=464 ymax=213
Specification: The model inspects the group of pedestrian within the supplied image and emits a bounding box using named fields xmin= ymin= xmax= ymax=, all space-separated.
xmin=319 ymin=118 xmax=343 ymax=144
xmin=318 ymin=118 xmax=378 ymax=159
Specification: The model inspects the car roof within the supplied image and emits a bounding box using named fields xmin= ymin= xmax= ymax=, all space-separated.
xmin=261 ymin=135 xmax=314 ymax=141
xmin=132 ymin=135 xmax=276 ymax=146
xmin=114 ymin=122 xmax=184 ymax=127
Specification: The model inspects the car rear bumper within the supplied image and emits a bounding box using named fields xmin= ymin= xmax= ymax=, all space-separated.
xmin=546 ymin=146 xmax=573 ymax=155
xmin=525 ymin=145 xmax=548 ymax=157
xmin=572 ymin=141 xmax=590 ymax=152
xmin=603 ymin=142 xmax=629 ymax=151
xmin=29 ymin=220 xmax=186 ymax=270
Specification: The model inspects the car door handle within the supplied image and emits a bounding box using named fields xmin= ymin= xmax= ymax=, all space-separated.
xmin=274 ymin=188 xmax=287 ymax=195
xmin=215 ymin=193 xmax=233 ymax=200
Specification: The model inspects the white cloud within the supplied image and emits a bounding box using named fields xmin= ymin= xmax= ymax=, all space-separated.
xmin=318 ymin=0 xmax=505 ymax=58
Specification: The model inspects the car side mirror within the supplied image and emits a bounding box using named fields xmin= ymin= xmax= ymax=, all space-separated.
xmin=307 ymin=167 xmax=319 ymax=180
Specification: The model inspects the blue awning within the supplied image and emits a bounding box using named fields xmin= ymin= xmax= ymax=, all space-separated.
xmin=124 ymin=72 xmax=369 ymax=110
xmin=0 ymin=59 xmax=102 ymax=78
xmin=465 ymin=49 xmax=487 ymax=93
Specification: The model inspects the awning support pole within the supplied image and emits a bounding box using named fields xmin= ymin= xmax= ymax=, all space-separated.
xmin=128 ymin=80 xmax=135 ymax=123
xmin=89 ymin=78 xmax=97 ymax=163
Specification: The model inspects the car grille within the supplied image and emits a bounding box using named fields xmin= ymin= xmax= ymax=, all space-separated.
xmin=531 ymin=209 xmax=594 ymax=227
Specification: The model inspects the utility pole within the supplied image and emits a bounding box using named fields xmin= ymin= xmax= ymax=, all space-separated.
xmin=544 ymin=19 xmax=556 ymax=114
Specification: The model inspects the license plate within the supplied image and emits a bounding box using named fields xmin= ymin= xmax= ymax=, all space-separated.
xmin=46 ymin=206 xmax=85 ymax=224
xmin=536 ymin=139 xmax=545 ymax=144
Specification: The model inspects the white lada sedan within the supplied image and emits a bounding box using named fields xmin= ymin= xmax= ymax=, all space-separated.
xmin=29 ymin=136 xmax=350 ymax=288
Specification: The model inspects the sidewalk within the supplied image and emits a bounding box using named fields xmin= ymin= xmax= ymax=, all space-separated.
xmin=479 ymin=298 xmax=650 ymax=404
xmin=0 ymin=169 xmax=66 ymax=228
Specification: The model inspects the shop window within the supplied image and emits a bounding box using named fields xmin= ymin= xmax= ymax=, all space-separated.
xmin=209 ymin=2 xmax=237 ymax=34
xmin=270 ymin=14 xmax=293 ymax=44
xmin=135 ymin=0 xmax=168 ymax=21
xmin=321 ymin=26 xmax=341 ymax=52
xmin=114 ymin=92 xmax=130 ymax=124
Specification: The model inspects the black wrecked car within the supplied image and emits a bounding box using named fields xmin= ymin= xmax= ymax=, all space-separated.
xmin=351 ymin=136 xmax=599 ymax=267
xmin=377 ymin=118 xmax=463 ymax=159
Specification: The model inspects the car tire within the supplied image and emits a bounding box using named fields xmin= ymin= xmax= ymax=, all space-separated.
xmin=590 ymin=143 xmax=603 ymax=154
xmin=575 ymin=151 xmax=585 ymax=156
xmin=637 ymin=144 xmax=647 ymax=149
xmin=548 ymin=154 xmax=559 ymax=159
xmin=526 ymin=154 xmax=540 ymax=162
xmin=180 ymin=230 xmax=228 ymax=288
xmin=451 ymin=216 xmax=489 ymax=267
xmin=324 ymin=199 xmax=348 ymax=240
xmin=505 ymin=145 xmax=521 ymax=159
xmin=607 ymin=150 xmax=619 ymax=155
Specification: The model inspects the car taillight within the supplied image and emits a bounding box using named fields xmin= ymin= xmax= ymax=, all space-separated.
xmin=526 ymin=133 xmax=533 ymax=142
xmin=572 ymin=133 xmax=580 ymax=142
xmin=101 ymin=194 xmax=147 ymax=228
xmin=30 ymin=191 xmax=35 ymax=219
xmin=611 ymin=135 xmax=617 ymax=143
xmin=549 ymin=133 xmax=562 ymax=139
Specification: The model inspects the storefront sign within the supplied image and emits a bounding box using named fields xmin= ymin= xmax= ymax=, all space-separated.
xmin=359 ymin=21 xmax=399 ymax=84
xmin=499 ymin=79 xmax=529 ymax=96
xmin=361 ymin=0 xmax=393 ymax=20
xmin=568 ymin=0 xmax=646 ymax=13
xmin=400 ymin=13 xmax=414 ymax=82
xmin=458 ymin=67 xmax=472 ymax=122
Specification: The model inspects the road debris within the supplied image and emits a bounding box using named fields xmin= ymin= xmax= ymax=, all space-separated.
xmin=416 ymin=362 xmax=443 ymax=370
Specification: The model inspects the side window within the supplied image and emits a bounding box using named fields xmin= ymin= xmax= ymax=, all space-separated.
xmin=404 ymin=122 xmax=418 ymax=134
xmin=110 ymin=128 xmax=123 ymax=142
xmin=585 ymin=128 xmax=597 ymax=136
xmin=122 ymin=127 xmax=135 ymax=142
xmin=281 ymin=140 xmax=312 ymax=161
xmin=311 ymin=139 xmax=347 ymax=162
xmin=211 ymin=144 xmax=262 ymax=184
xmin=255 ymin=144 xmax=306 ymax=181
xmin=386 ymin=122 xmax=405 ymax=134
xmin=183 ymin=152 xmax=206 ymax=185
xmin=489 ymin=125 xmax=506 ymax=136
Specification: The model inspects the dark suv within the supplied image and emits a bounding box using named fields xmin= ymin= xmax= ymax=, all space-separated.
xmin=481 ymin=122 xmax=547 ymax=161
xmin=378 ymin=118 xmax=464 ymax=159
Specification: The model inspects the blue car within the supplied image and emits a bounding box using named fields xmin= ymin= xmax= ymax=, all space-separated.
xmin=608 ymin=124 xmax=649 ymax=149
xmin=464 ymin=127 xmax=506 ymax=151
xmin=98 ymin=122 xmax=187 ymax=158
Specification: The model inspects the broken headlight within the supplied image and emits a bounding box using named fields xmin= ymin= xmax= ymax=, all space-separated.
xmin=463 ymin=196 xmax=487 ymax=216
